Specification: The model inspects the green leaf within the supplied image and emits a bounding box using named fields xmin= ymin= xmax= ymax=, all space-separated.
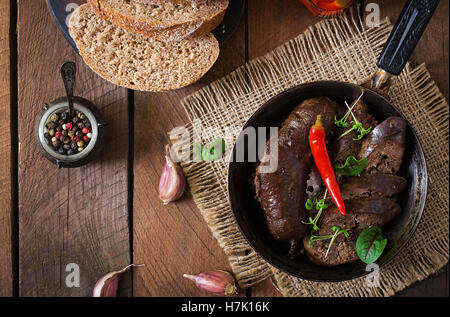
xmin=335 ymin=156 xmax=367 ymax=176
xmin=353 ymin=124 xmax=372 ymax=141
xmin=356 ymin=226 xmax=388 ymax=264
xmin=334 ymin=115 xmax=349 ymax=128
xmin=195 ymin=138 xmax=226 ymax=162
xmin=305 ymin=198 xmax=315 ymax=211
xmin=316 ymin=198 xmax=328 ymax=210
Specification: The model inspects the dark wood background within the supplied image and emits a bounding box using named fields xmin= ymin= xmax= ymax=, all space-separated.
xmin=0 ymin=0 xmax=448 ymax=297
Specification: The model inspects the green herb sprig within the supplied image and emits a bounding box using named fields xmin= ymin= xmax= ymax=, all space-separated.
xmin=338 ymin=101 xmax=372 ymax=141
xmin=334 ymin=90 xmax=364 ymax=129
xmin=302 ymin=190 xmax=328 ymax=231
xmin=309 ymin=226 xmax=349 ymax=258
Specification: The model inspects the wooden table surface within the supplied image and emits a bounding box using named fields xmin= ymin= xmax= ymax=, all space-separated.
xmin=0 ymin=0 xmax=448 ymax=297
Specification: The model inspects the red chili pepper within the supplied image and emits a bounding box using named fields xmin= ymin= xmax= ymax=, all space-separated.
xmin=309 ymin=115 xmax=346 ymax=215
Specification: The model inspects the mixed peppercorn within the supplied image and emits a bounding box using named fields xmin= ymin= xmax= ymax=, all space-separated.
xmin=43 ymin=110 xmax=92 ymax=156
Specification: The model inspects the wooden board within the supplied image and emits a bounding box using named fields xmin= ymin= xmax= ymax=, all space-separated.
xmin=0 ymin=0 xmax=13 ymax=297
xmin=17 ymin=0 xmax=130 ymax=296
xmin=132 ymin=9 xmax=247 ymax=297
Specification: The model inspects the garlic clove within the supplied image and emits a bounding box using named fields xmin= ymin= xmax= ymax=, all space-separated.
xmin=183 ymin=270 xmax=238 ymax=296
xmin=93 ymin=264 xmax=144 ymax=297
xmin=159 ymin=145 xmax=186 ymax=205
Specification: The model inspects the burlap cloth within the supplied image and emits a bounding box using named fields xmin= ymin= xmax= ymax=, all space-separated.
xmin=168 ymin=11 xmax=449 ymax=297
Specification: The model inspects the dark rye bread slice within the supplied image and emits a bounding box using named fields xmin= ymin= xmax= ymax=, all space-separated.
xmin=88 ymin=0 xmax=228 ymax=41
xmin=69 ymin=4 xmax=219 ymax=92
xmin=133 ymin=0 xmax=207 ymax=5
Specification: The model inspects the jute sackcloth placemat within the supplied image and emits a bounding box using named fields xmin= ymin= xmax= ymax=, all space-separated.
xmin=168 ymin=11 xmax=449 ymax=297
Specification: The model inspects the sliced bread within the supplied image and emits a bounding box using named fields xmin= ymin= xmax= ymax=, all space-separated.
xmin=87 ymin=0 xmax=228 ymax=41
xmin=133 ymin=0 xmax=208 ymax=5
xmin=69 ymin=4 xmax=219 ymax=92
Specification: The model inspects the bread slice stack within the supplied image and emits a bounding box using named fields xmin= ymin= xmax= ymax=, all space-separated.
xmin=69 ymin=0 xmax=228 ymax=91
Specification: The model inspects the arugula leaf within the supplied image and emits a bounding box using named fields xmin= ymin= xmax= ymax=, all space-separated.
xmin=356 ymin=226 xmax=388 ymax=264
xmin=335 ymin=156 xmax=367 ymax=176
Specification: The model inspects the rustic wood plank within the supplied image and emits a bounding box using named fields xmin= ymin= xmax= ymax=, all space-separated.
xmin=17 ymin=0 xmax=130 ymax=296
xmin=247 ymin=0 xmax=317 ymax=60
xmin=0 ymin=0 xmax=13 ymax=297
xmin=248 ymin=0 xmax=448 ymax=297
xmin=132 ymin=13 xmax=246 ymax=296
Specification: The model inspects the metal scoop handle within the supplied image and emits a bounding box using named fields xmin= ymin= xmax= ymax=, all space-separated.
xmin=61 ymin=61 xmax=76 ymax=118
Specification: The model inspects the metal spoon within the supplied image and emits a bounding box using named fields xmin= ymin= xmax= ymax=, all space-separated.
xmin=60 ymin=61 xmax=76 ymax=118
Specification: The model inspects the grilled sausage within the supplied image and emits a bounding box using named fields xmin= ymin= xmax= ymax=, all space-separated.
xmin=254 ymin=97 xmax=337 ymax=255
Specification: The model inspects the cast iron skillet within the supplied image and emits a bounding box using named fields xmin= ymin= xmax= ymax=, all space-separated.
xmin=227 ymin=0 xmax=438 ymax=282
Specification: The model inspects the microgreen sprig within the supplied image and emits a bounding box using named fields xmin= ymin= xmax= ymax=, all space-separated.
xmin=305 ymin=197 xmax=316 ymax=211
xmin=334 ymin=90 xmax=372 ymax=141
xmin=302 ymin=190 xmax=328 ymax=231
xmin=334 ymin=90 xmax=364 ymax=129
xmin=308 ymin=225 xmax=349 ymax=258
xmin=338 ymin=101 xmax=372 ymax=141
xmin=325 ymin=226 xmax=349 ymax=258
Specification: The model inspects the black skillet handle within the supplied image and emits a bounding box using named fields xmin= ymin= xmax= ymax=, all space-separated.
xmin=377 ymin=0 xmax=440 ymax=76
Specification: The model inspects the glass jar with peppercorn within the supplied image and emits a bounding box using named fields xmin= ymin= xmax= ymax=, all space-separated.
xmin=36 ymin=96 xmax=106 ymax=168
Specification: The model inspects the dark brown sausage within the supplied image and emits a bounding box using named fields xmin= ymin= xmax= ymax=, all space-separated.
xmin=315 ymin=173 xmax=407 ymax=204
xmin=254 ymin=97 xmax=337 ymax=254
xmin=332 ymin=100 xmax=378 ymax=166
xmin=318 ymin=198 xmax=401 ymax=241
xmin=340 ymin=173 xmax=407 ymax=200
xmin=359 ymin=116 xmax=407 ymax=175
xmin=303 ymin=236 xmax=359 ymax=267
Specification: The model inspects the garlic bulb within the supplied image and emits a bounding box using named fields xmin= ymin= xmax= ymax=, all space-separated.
xmin=159 ymin=145 xmax=186 ymax=205
xmin=183 ymin=270 xmax=238 ymax=296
